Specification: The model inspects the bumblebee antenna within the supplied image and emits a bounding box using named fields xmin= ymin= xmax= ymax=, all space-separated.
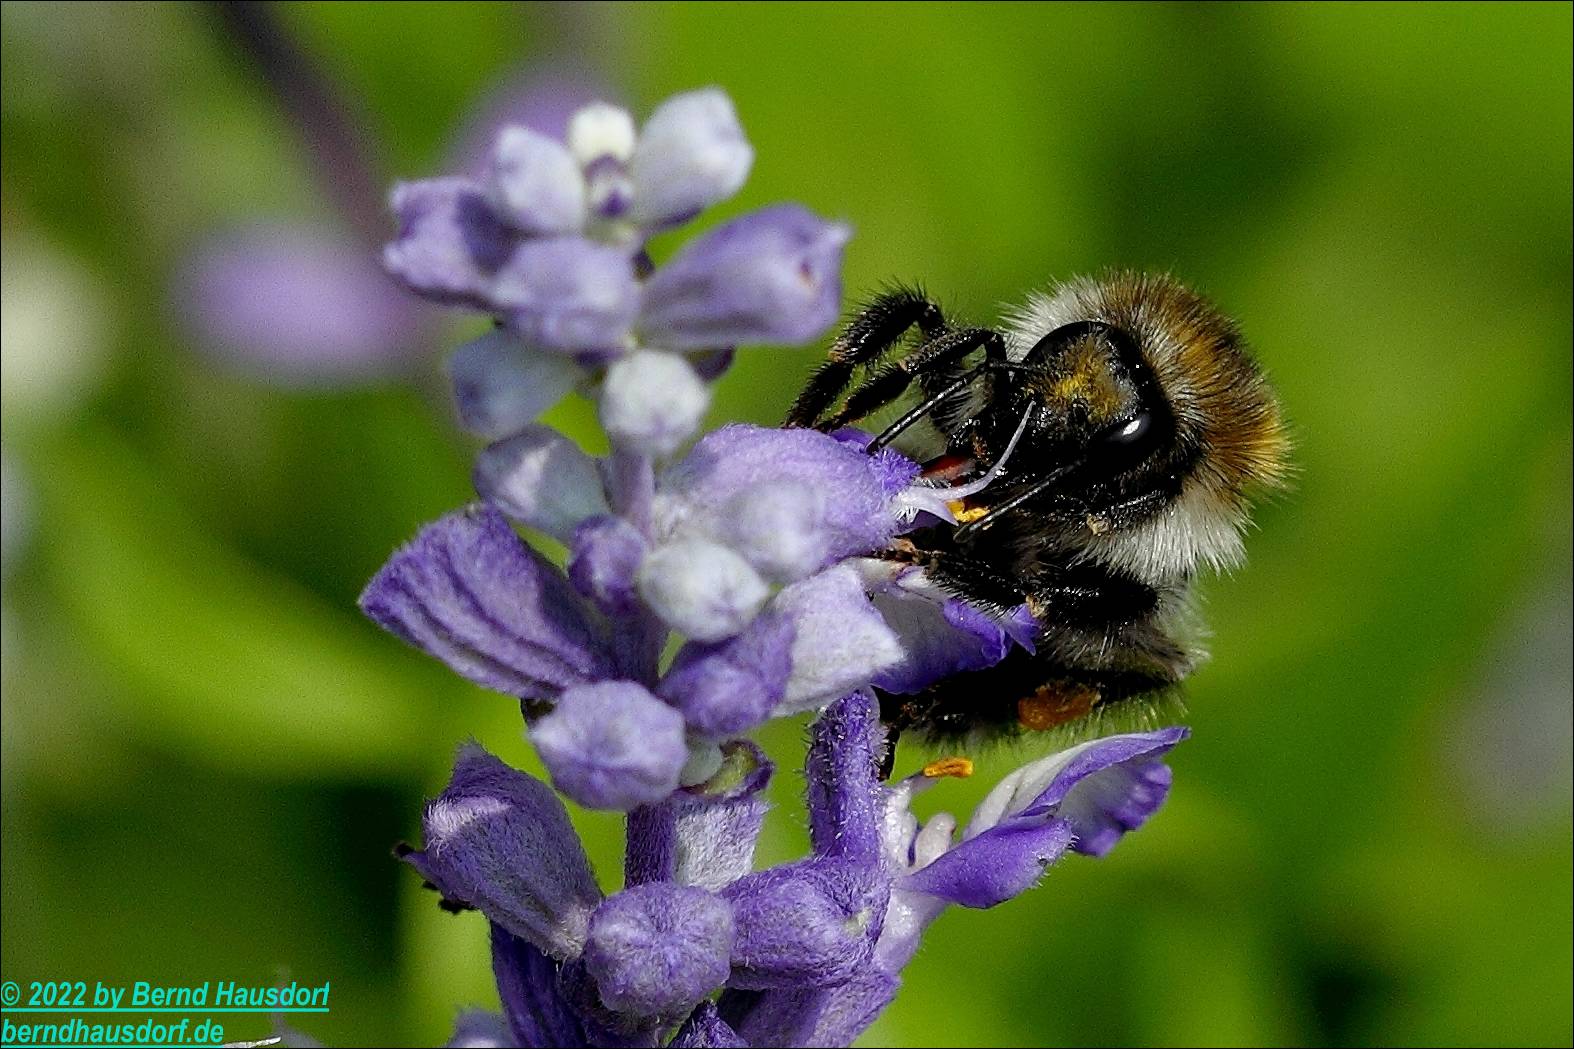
xmin=867 ymin=366 xmax=984 ymax=451
xmin=867 ymin=359 xmax=1053 ymax=452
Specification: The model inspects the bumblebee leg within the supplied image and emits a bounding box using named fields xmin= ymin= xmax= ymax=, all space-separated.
xmin=820 ymin=327 xmax=1008 ymax=432
xmin=784 ymin=287 xmax=947 ymax=428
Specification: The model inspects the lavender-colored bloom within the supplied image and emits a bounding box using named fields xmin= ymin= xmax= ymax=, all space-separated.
xmin=901 ymin=815 xmax=1077 ymax=908
xmin=359 ymin=506 xmax=615 ymax=700
xmin=627 ymin=88 xmax=753 ymax=230
xmin=568 ymin=515 xmax=648 ymax=616
xmin=568 ymin=103 xmax=637 ymax=169
xmin=968 ymin=727 xmax=1187 ymax=857
xmin=488 ymin=125 xmax=588 ymax=234
xmin=670 ymin=1001 xmax=747 ymax=1048
xmin=530 ymin=681 xmax=689 ymax=811
xmin=669 ymin=742 xmax=775 ymax=891
xmin=473 ymin=425 xmax=610 ymax=542
xmin=176 ymin=226 xmax=423 ymax=383
xmin=724 ymin=967 xmax=901 ymax=1049
xmin=869 ymin=565 xmax=1037 ymax=694
xmin=401 ymin=744 xmax=602 ymax=959
xmin=653 ymin=425 xmax=912 ymax=582
xmin=490 ymin=923 xmax=590 ymax=1047
xmin=641 ymin=205 xmax=850 ymax=351
xmin=599 ymin=351 xmax=711 ymax=457
xmin=445 ymin=1009 xmax=511 ymax=1048
xmin=658 ymin=612 xmax=794 ymax=738
xmin=772 ymin=566 xmax=904 ymax=714
xmin=636 ymin=538 xmax=770 ymax=643
xmin=357 ymin=82 xmax=1200 ymax=1049
xmin=583 ymin=883 xmax=735 ymax=1017
xmin=876 ymin=726 xmax=1189 ymax=972
xmin=492 ymin=237 xmax=641 ymax=353
xmin=449 ymin=328 xmax=582 ymax=438
xmin=384 ymin=178 xmax=515 ymax=305
xmin=723 ymin=858 xmax=886 ymax=991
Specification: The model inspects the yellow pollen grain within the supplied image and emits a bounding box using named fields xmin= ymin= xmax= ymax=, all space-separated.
xmin=922 ymin=756 xmax=975 ymax=779
xmin=949 ymin=502 xmax=989 ymax=523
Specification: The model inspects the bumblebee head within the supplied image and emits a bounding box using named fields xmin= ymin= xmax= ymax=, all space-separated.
xmin=1002 ymin=272 xmax=1289 ymax=581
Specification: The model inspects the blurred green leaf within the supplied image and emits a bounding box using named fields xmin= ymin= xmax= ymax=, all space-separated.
xmin=36 ymin=426 xmax=448 ymax=778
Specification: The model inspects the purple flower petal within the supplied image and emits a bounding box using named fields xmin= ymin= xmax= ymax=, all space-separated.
xmin=530 ymin=681 xmax=689 ymax=811
xmin=670 ymin=1001 xmax=746 ymax=1048
xmin=569 ymin=515 xmax=648 ymax=616
xmin=725 ymin=966 xmax=902 ymax=1049
xmin=359 ymin=506 xmax=615 ymax=700
xmin=177 ymin=225 xmax=421 ymax=383
xmin=489 ymin=923 xmax=589 ymax=1047
xmin=722 ymin=858 xmax=887 ymax=991
xmin=871 ymin=584 xmax=1020 ymax=695
xmin=637 ymin=538 xmax=770 ymax=643
xmin=448 ymin=328 xmax=583 ymax=439
xmin=474 ymin=426 xmax=609 ymax=543
xmin=658 ymin=612 xmax=794 ymax=738
xmin=599 ymin=351 xmax=711 ymax=457
xmin=487 ymin=125 xmax=587 ymax=235
xmin=655 ymin=425 xmax=903 ymax=581
xmin=901 ymin=817 xmax=1076 ymax=908
xmin=583 ymin=883 xmax=735 ymax=1017
xmin=401 ymin=745 xmax=602 ymax=959
xmin=384 ymin=178 xmax=515 ymax=304
xmin=671 ymin=741 xmax=776 ymax=891
xmin=967 ymin=727 xmax=1189 ymax=857
xmin=773 ymin=566 xmax=904 ymax=714
xmin=445 ymin=1009 xmax=511 ymax=1048
xmin=641 ymin=205 xmax=849 ymax=350
xmin=493 ymin=236 xmax=639 ymax=353
xmin=805 ymin=692 xmax=887 ymax=863
xmin=629 ymin=88 xmax=753 ymax=230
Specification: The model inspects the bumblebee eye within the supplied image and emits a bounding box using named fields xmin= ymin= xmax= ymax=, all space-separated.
xmin=1108 ymin=412 xmax=1150 ymax=445
xmin=1082 ymin=408 xmax=1169 ymax=481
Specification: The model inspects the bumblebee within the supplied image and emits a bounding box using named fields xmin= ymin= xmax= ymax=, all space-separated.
xmin=786 ymin=272 xmax=1288 ymax=747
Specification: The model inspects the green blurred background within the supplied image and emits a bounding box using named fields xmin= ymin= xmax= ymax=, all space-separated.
xmin=2 ymin=3 xmax=1569 ymax=1046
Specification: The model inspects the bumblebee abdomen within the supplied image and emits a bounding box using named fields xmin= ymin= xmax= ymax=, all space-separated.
xmin=878 ymin=643 xmax=1188 ymax=747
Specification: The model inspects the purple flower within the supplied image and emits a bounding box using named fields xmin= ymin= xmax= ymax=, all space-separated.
xmin=868 ymin=563 xmax=1039 ymax=694
xmin=599 ymin=350 xmax=711 ymax=456
xmin=359 ymin=506 xmax=616 ymax=701
xmin=530 ymin=681 xmax=690 ymax=811
xmin=626 ymin=89 xmax=753 ymax=230
xmin=380 ymin=88 xmax=848 ymax=456
xmin=449 ymin=329 xmax=584 ymax=440
xmin=670 ymin=1001 xmax=747 ymax=1048
xmin=175 ymin=226 xmax=425 ymax=384
xmin=659 ymin=612 xmax=795 ymax=738
xmin=641 ymin=204 xmax=850 ymax=351
xmin=583 ymin=883 xmax=735 ymax=1017
xmin=875 ymin=724 xmax=1189 ymax=972
xmin=651 ymin=425 xmax=913 ymax=583
xmin=568 ymin=515 xmax=648 ymax=616
xmin=355 ymin=80 xmax=1201 ymax=1049
xmin=400 ymin=744 xmax=602 ymax=959
xmin=724 ymin=857 xmax=887 ymax=991
xmin=668 ymin=741 xmax=775 ymax=891
xmin=473 ymin=425 xmax=611 ymax=543
xmin=636 ymin=538 xmax=771 ymax=643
